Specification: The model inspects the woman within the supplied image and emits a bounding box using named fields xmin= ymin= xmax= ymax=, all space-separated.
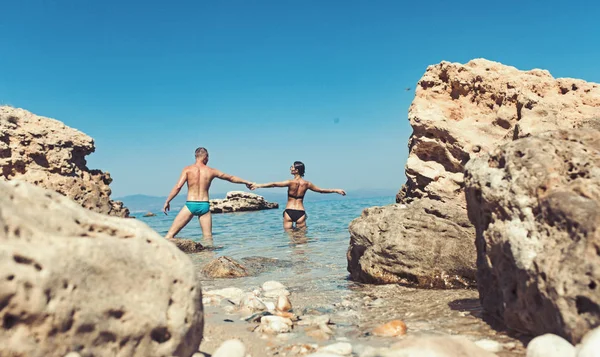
xmin=251 ymin=161 xmax=346 ymax=229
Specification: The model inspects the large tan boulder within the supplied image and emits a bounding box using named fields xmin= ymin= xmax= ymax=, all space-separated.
xmin=0 ymin=180 xmax=203 ymax=357
xmin=210 ymin=191 xmax=278 ymax=213
xmin=465 ymin=129 xmax=600 ymax=343
xmin=347 ymin=199 xmax=476 ymax=288
xmin=347 ymin=58 xmax=600 ymax=287
xmin=0 ymin=106 xmax=129 ymax=217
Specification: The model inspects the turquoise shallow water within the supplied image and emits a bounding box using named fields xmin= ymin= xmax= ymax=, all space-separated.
xmin=138 ymin=196 xmax=394 ymax=293
xmin=138 ymin=195 xmax=526 ymax=356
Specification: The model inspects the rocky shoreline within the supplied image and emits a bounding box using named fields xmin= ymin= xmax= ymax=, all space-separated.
xmin=2 ymin=58 xmax=600 ymax=356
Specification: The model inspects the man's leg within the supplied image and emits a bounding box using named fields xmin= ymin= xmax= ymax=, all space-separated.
xmin=199 ymin=212 xmax=213 ymax=239
xmin=165 ymin=206 xmax=194 ymax=239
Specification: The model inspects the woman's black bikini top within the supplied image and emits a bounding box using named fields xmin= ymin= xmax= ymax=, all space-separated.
xmin=288 ymin=193 xmax=304 ymax=199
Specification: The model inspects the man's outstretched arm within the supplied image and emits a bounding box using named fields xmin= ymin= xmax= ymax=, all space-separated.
xmin=308 ymin=182 xmax=346 ymax=195
xmin=163 ymin=170 xmax=187 ymax=215
xmin=214 ymin=170 xmax=253 ymax=186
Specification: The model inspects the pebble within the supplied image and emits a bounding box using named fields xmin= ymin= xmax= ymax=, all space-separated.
xmin=298 ymin=315 xmax=331 ymax=326
xmin=264 ymin=301 xmax=276 ymax=311
xmin=526 ymin=334 xmax=575 ymax=357
xmin=276 ymin=294 xmax=292 ymax=312
xmin=262 ymin=280 xmax=287 ymax=291
xmin=372 ymin=320 xmax=407 ymax=337
xmin=264 ymin=288 xmax=291 ymax=298
xmin=240 ymin=293 xmax=267 ymax=312
xmin=577 ymin=326 xmax=600 ymax=357
xmin=212 ymin=339 xmax=246 ymax=357
xmin=317 ymin=342 xmax=353 ymax=355
xmin=259 ymin=315 xmax=293 ymax=334
xmin=306 ymin=354 xmax=343 ymax=357
xmin=204 ymin=287 xmax=245 ymax=305
xmin=64 ymin=353 xmax=81 ymax=357
xmin=474 ymin=339 xmax=503 ymax=353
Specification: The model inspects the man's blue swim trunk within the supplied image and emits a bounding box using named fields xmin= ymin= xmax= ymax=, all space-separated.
xmin=185 ymin=201 xmax=210 ymax=216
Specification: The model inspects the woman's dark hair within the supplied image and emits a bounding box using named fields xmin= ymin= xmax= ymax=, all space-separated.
xmin=293 ymin=161 xmax=305 ymax=177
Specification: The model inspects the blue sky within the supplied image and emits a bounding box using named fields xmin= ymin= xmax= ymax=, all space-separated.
xmin=1 ymin=0 xmax=598 ymax=197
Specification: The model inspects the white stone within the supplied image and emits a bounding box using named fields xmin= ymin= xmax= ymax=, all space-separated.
xmin=317 ymin=342 xmax=353 ymax=355
xmin=263 ymin=288 xmax=291 ymax=298
xmin=240 ymin=293 xmax=267 ymax=312
xmin=204 ymin=287 xmax=245 ymax=305
xmin=577 ymin=326 xmax=600 ymax=357
xmin=212 ymin=339 xmax=246 ymax=357
xmin=262 ymin=280 xmax=286 ymax=291
xmin=526 ymin=334 xmax=575 ymax=357
xmin=474 ymin=339 xmax=503 ymax=353
xmin=298 ymin=315 xmax=331 ymax=326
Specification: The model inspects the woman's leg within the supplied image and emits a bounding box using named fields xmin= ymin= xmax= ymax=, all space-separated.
xmin=295 ymin=213 xmax=307 ymax=229
xmin=283 ymin=211 xmax=294 ymax=230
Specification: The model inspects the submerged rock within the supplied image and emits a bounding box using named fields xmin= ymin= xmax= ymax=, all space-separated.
xmin=168 ymin=238 xmax=204 ymax=253
xmin=0 ymin=180 xmax=203 ymax=357
xmin=0 ymin=106 xmax=129 ymax=217
xmin=210 ymin=191 xmax=278 ymax=213
xmin=347 ymin=58 xmax=600 ymax=287
xmin=201 ymin=256 xmax=248 ymax=278
xmin=465 ymin=129 xmax=600 ymax=343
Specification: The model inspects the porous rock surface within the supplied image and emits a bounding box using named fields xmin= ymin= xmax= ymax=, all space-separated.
xmin=465 ymin=129 xmax=600 ymax=343
xmin=0 ymin=180 xmax=203 ymax=357
xmin=348 ymin=58 xmax=600 ymax=287
xmin=210 ymin=191 xmax=278 ymax=213
xmin=0 ymin=106 xmax=129 ymax=217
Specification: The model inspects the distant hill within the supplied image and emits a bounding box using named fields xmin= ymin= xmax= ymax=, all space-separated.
xmin=115 ymin=188 xmax=396 ymax=213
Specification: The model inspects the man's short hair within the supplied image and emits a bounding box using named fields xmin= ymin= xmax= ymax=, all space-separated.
xmin=195 ymin=147 xmax=208 ymax=158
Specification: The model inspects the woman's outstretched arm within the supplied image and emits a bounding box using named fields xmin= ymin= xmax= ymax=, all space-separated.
xmin=308 ymin=182 xmax=346 ymax=195
xmin=251 ymin=180 xmax=291 ymax=189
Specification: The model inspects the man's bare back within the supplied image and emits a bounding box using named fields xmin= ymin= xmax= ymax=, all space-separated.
xmin=163 ymin=147 xmax=254 ymax=239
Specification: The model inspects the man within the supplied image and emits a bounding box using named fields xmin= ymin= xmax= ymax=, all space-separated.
xmin=163 ymin=147 xmax=253 ymax=239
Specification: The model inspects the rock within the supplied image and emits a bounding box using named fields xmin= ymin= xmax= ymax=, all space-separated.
xmin=264 ymin=288 xmax=291 ymax=298
xmin=526 ymin=334 xmax=575 ymax=357
xmin=465 ymin=129 xmax=600 ymax=343
xmin=306 ymin=354 xmax=342 ymax=357
xmin=348 ymin=199 xmax=476 ymax=287
xmin=63 ymin=353 xmax=82 ymax=357
xmin=0 ymin=106 xmax=130 ymax=217
xmin=0 ymin=180 xmax=203 ymax=357
xmin=576 ymin=326 xmax=600 ymax=357
xmin=276 ymin=294 xmax=292 ymax=312
xmin=258 ymin=316 xmax=293 ymax=334
xmin=201 ymin=256 xmax=248 ymax=278
xmin=240 ymin=293 xmax=267 ymax=312
xmin=203 ymin=287 xmax=245 ymax=305
xmin=143 ymin=212 xmax=156 ymax=217
xmin=372 ymin=320 xmax=407 ymax=337
xmin=387 ymin=335 xmax=498 ymax=357
xmin=317 ymin=342 xmax=353 ymax=355
xmin=210 ymin=191 xmax=278 ymax=213
xmin=474 ymin=339 xmax=503 ymax=353
xmin=167 ymin=238 xmax=204 ymax=253
xmin=298 ymin=315 xmax=331 ymax=326
xmin=347 ymin=59 xmax=600 ymax=287
xmin=212 ymin=339 xmax=246 ymax=357
xmin=262 ymin=280 xmax=287 ymax=291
